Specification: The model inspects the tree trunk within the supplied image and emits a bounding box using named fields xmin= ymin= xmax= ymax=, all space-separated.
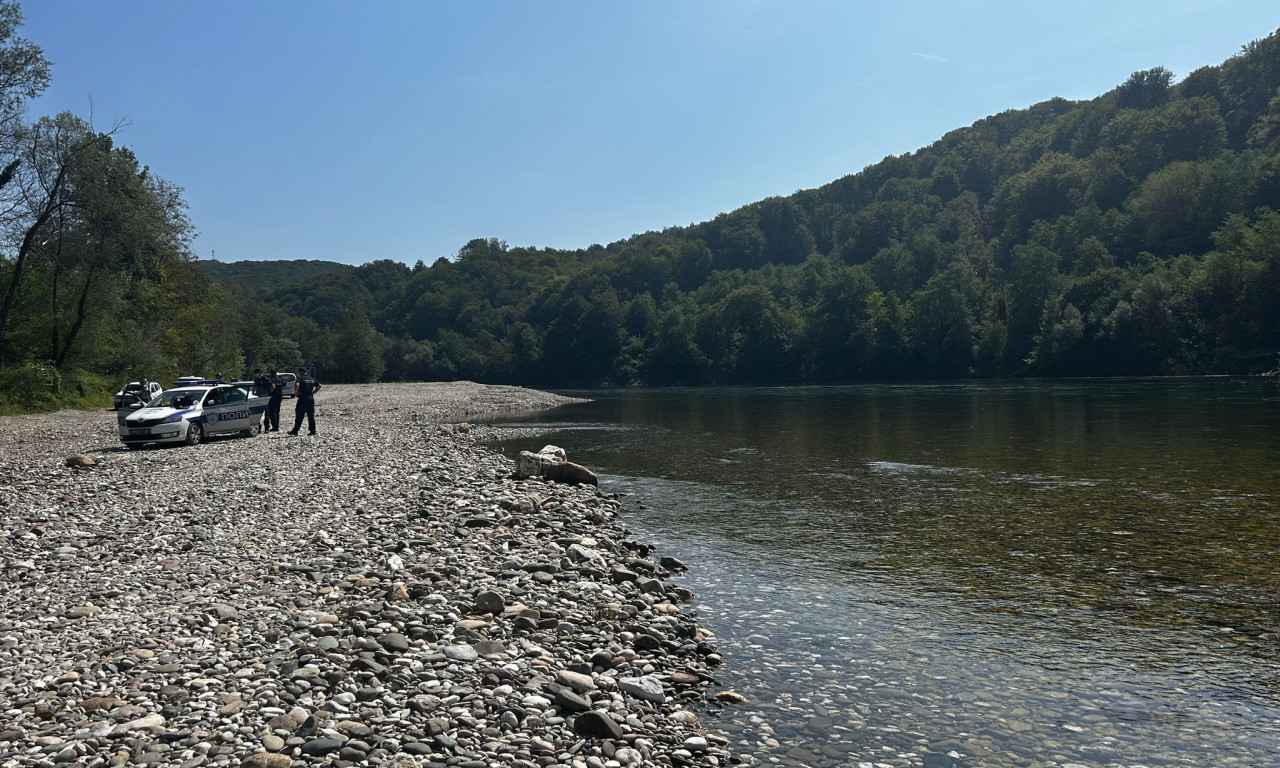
xmin=0 ymin=197 xmax=60 ymax=362
xmin=0 ymin=132 xmax=93 ymax=363
xmin=56 ymin=269 xmax=92 ymax=370
xmin=50 ymin=262 xmax=59 ymax=363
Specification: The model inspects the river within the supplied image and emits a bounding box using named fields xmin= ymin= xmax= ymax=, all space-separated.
xmin=485 ymin=379 xmax=1280 ymax=768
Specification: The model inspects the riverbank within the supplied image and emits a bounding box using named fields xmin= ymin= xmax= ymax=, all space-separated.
xmin=0 ymin=383 xmax=734 ymax=768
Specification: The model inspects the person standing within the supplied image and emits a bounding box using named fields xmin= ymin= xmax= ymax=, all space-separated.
xmin=288 ymin=367 xmax=321 ymax=436
xmin=265 ymin=369 xmax=284 ymax=432
xmin=251 ymin=369 xmax=271 ymax=397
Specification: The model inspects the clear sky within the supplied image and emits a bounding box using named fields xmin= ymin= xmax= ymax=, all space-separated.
xmin=20 ymin=1 xmax=1280 ymax=266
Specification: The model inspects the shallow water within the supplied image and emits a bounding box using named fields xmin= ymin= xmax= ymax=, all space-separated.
xmin=486 ymin=380 xmax=1280 ymax=767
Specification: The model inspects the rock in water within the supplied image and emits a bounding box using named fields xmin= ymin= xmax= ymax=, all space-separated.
xmin=537 ymin=444 xmax=567 ymax=461
xmin=542 ymin=461 xmax=598 ymax=486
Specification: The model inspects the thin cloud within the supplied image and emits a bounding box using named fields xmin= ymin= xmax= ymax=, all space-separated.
xmin=910 ymin=51 xmax=988 ymax=70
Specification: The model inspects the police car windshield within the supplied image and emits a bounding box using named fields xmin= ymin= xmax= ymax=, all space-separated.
xmin=151 ymin=388 xmax=205 ymax=408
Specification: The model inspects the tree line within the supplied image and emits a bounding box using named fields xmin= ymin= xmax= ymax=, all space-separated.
xmin=211 ymin=29 xmax=1280 ymax=387
xmin=0 ymin=2 xmax=245 ymax=411
xmin=5 ymin=8 xmax=1280 ymax=410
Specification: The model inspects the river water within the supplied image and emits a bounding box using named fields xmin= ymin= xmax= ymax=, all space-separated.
xmin=485 ymin=380 xmax=1280 ymax=768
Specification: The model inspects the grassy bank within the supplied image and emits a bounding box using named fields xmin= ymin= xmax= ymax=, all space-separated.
xmin=0 ymin=364 xmax=116 ymax=414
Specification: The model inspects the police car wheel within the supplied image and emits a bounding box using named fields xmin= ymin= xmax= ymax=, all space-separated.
xmin=244 ymin=422 xmax=261 ymax=438
xmin=185 ymin=423 xmax=203 ymax=446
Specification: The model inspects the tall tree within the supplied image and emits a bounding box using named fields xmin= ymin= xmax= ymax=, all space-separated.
xmin=0 ymin=114 xmax=108 ymax=361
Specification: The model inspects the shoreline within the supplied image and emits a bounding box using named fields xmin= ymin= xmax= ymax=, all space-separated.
xmin=0 ymin=382 xmax=733 ymax=768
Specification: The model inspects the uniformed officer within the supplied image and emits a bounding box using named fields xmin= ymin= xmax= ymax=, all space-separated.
xmin=251 ymin=369 xmax=271 ymax=397
xmin=265 ymin=369 xmax=284 ymax=432
xmin=287 ymin=367 xmax=322 ymax=436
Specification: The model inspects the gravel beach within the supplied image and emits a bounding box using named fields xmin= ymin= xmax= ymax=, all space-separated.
xmin=0 ymin=383 xmax=730 ymax=768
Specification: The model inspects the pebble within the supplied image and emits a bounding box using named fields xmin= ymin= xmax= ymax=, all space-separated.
xmin=0 ymin=383 xmax=726 ymax=768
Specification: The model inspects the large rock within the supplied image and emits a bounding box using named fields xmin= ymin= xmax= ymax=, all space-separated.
xmin=555 ymin=669 xmax=597 ymax=693
xmin=112 ymin=714 xmax=165 ymax=734
xmin=442 ymin=644 xmax=479 ymax=662
xmin=242 ymin=754 xmax=292 ymax=768
xmin=473 ymin=590 xmax=505 ymax=615
xmin=543 ymin=461 xmax=598 ymax=486
xmin=514 ymin=445 xmax=596 ymax=485
xmin=551 ymin=685 xmax=591 ymax=712
xmin=537 ymin=445 xmax=567 ymax=461
xmin=300 ymin=738 xmax=344 ymax=756
xmin=65 ymin=454 xmax=95 ymax=468
xmin=573 ymin=711 xmax=623 ymax=739
xmin=618 ymin=675 xmax=666 ymax=704
xmin=515 ymin=449 xmax=557 ymax=480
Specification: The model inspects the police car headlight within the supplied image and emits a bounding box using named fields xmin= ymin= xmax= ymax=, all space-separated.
xmin=160 ymin=414 xmax=183 ymax=424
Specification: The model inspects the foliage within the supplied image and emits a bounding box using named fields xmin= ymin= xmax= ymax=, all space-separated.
xmin=206 ymin=27 xmax=1280 ymax=386
xmin=8 ymin=13 xmax=1280 ymax=410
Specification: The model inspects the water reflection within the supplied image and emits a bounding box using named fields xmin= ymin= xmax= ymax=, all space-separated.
xmin=486 ymin=380 xmax=1280 ymax=766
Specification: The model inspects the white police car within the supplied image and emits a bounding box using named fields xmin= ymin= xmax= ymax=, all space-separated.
xmin=118 ymin=382 xmax=268 ymax=449
xmin=113 ymin=380 xmax=163 ymax=410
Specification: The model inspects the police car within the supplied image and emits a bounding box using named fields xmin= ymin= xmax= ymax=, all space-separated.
xmin=113 ymin=380 xmax=163 ymax=410
xmin=118 ymin=381 xmax=268 ymax=449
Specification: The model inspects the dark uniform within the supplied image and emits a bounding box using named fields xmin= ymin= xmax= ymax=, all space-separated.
xmin=288 ymin=371 xmax=321 ymax=436
xmin=251 ymin=370 xmax=272 ymax=397
xmin=266 ymin=372 xmax=284 ymax=431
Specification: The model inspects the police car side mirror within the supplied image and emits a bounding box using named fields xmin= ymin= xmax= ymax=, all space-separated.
xmin=128 ymin=402 xmax=144 ymax=410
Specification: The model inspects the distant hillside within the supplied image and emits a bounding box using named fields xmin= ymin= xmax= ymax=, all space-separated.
xmin=200 ymin=259 xmax=352 ymax=299
xmin=234 ymin=29 xmax=1280 ymax=384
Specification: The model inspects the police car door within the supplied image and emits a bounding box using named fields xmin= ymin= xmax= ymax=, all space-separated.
xmin=211 ymin=385 xmax=255 ymax=432
xmin=201 ymin=387 xmax=230 ymax=434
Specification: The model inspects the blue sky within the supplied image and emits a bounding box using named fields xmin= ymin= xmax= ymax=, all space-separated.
xmin=21 ymin=1 xmax=1280 ymax=266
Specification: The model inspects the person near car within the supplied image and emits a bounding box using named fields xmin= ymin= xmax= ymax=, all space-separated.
xmin=265 ymin=369 xmax=284 ymax=432
xmin=287 ymin=367 xmax=321 ymax=436
xmin=251 ymin=369 xmax=272 ymax=397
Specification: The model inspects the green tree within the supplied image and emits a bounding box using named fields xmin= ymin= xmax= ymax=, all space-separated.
xmin=332 ymin=310 xmax=385 ymax=383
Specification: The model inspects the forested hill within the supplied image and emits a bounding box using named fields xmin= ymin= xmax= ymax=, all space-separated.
xmin=233 ymin=29 xmax=1280 ymax=385
xmin=200 ymin=259 xmax=349 ymax=299
xmin=14 ymin=25 xmax=1277 ymax=401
